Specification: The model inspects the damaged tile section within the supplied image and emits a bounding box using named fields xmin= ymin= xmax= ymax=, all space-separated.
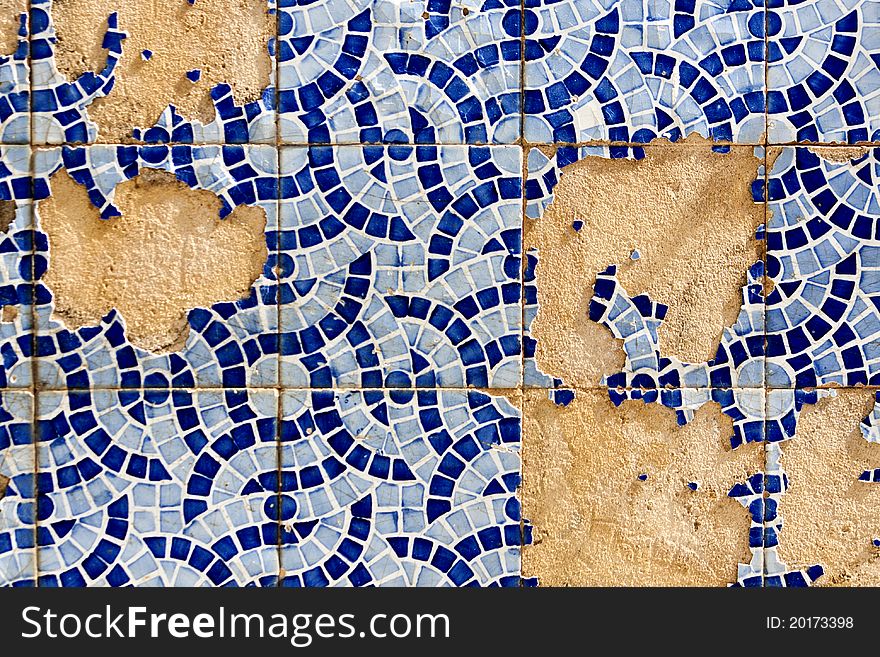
xmin=50 ymin=0 xmax=274 ymax=141
xmin=522 ymin=389 xmax=760 ymax=586
xmin=0 ymin=0 xmax=25 ymax=55
xmin=0 ymin=200 xmax=15 ymax=232
xmin=805 ymin=145 xmax=870 ymax=164
xmin=526 ymin=138 xmax=764 ymax=387
xmin=38 ymin=168 xmax=268 ymax=353
xmin=776 ymin=391 xmax=880 ymax=586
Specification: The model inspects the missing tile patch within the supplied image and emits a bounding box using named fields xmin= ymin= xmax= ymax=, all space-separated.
xmin=522 ymin=389 xmax=760 ymax=586
xmin=1 ymin=305 xmax=18 ymax=323
xmin=50 ymin=0 xmax=274 ymax=141
xmin=37 ymin=168 xmax=268 ymax=353
xmin=806 ymin=146 xmax=870 ymax=163
xmin=777 ymin=391 xmax=880 ymax=586
xmin=0 ymin=200 xmax=16 ymax=233
xmin=0 ymin=0 xmax=25 ymax=55
xmin=526 ymin=137 xmax=763 ymax=385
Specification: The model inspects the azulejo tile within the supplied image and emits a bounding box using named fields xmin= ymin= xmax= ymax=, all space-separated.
xmin=31 ymin=144 xmax=280 ymax=390
xmin=28 ymin=0 xmax=278 ymax=145
xmin=523 ymin=0 xmax=767 ymax=145
xmin=0 ymin=9 xmax=28 ymax=145
xmin=0 ymin=391 xmax=35 ymax=586
xmin=765 ymin=146 xmax=880 ymax=388
xmin=524 ymin=142 xmax=767 ymax=390
xmin=0 ymin=145 xmax=34 ymax=390
xmin=35 ymin=388 xmax=280 ymax=587
xmin=767 ymin=0 xmax=880 ymax=145
xmin=277 ymin=0 xmax=522 ymax=144
xmin=278 ymin=145 xmax=522 ymax=389
xmin=278 ymin=388 xmax=527 ymax=586
xmin=29 ymin=0 xmax=125 ymax=145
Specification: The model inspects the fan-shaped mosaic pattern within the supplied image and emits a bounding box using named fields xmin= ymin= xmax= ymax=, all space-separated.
xmin=0 ymin=0 xmax=877 ymax=587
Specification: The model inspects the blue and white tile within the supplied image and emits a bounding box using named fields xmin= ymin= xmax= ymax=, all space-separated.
xmin=765 ymin=146 xmax=880 ymax=388
xmin=0 ymin=9 xmax=29 ymax=144
xmin=29 ymin=0 xmax=125 ymax=145
xmin=0 ymin=391 xmax=35 ymax=586
xmin=277 ymin=0 xmax=522 ymax=143
xmin=278 ymin=388 xmax=527 ymax=586
xmin=0 ymin=145 xmax=34 ymax=390
xmin=278 ymin=145 xmax=522 ymax=389
xmin=524 ymin=143 xmax=767 ymax=390
xmin=35 ymin=388 xmax=280 ymax=586
xmin=523 ymin=0 xmax=767 ymax=144
xmin=767 ymin=0 xmax=880 ymax=144
xmin=32 ymin=144 xmax=280 ymax=390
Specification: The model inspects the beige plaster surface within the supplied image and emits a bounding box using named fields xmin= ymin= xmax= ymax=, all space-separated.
xmin=0 ymin=200 xmax=15 ymax=232
xmin=522 ymin=389 xmax=760 ymax=586
xmin=525 ymin=137 xmax=764 ymax=387
xmin=0 ymin=0 xmax=25 ymax=55
xmin=51 ymin=0 xmax=274 ymax=142
xmin=38 ymin=168 xmax=268 ymax=353
xmin=806 ymin=146 xmax=869 ymax=163
xmin=777 ymin=390 xmax=880 ymax=586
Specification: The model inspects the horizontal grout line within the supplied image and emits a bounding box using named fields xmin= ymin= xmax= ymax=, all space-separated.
xmin=6 ymin=384 xmax=873 ymax=393
xmin=15 ymin=386 xmax=527 ymax=393
xmin=6 ymin=141 xmax=880 ymax=150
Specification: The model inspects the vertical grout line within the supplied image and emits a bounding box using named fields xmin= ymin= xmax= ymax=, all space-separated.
xmin=518 ymin=0 xmax=527 ymax=587
xmin=274 ymin=0 xmax=284 ymax=588
xmin=25 ymin=0 xmax=39 ymax=588
xmin=762 ymin=0 xmax=770 ymax=589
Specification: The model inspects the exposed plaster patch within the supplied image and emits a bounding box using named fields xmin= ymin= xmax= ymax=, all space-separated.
xmin=37 ymin=168 xmax=268 ymax=353
xmin=0 ymin=200 xmax=16 ymax=233
xmin=51 ymin=0 xmax=274 ymax=141
xmin=777 ymin=391 xmax=880 ymax=586
xmin=0 ymin=0 xmax=25 ymax=55
xmin=807 ymin=146 xmax=870 ymax=163
xmin=1 ymin=306 xmax=18 ymax=323
xmin=526 ymin=137 xmax=763 ymax=385
xmin=522 ymin=389 xmax=760 ymax=585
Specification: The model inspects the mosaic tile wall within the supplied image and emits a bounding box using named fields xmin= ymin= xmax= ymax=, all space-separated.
xmin=0 ymin=0 xmax=877 ymax=587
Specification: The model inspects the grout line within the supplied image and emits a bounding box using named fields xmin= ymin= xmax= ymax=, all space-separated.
xmin=273 ymin=0 xmax=283 ymax=589
xmin=763 ymin=0 xmax=770 ymax=589
xmin=25 ymin=0 xmax=40 ymax=589
xmin=518 ymin=0 xmax=527 ymax=587
xmin=24 ymin=139 xmax=880 ymax=150
xmin=22 ymin=383 xmax=880 ymax=392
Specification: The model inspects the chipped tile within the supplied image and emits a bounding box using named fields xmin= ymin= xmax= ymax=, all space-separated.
xmin=522 ymin=388 xmax=761 ymax=586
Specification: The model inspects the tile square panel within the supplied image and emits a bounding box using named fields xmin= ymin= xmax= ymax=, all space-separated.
xmin=29 ymin=0 xmax=125 ymax=145
xmin=523 ymin=141 xmax=767 ymax=389
xmin=0 ymin=145 xmax=35 ymax=390
xmin=278 ymin=145 xmax=522 ymax=389
xmin=29 ymin=0 xmax=278 ymax=145
xmin=521 ymin=386 xmax=765 ymax=586
xmin=767 ymin=0 xmax=880 ymax=145
xmin=523 ymin=0 xmax=767 ymax=145
xmin=31 ymin=144 xmax=280 ymax=390
xmin=0 ymin=7 xmax=29 ymax=145
xmin=762 ymin=396 xmax=828 ymax=588
xmin=0 ymin=391 xmax=35 ymax=586
xmin=766 ymin=388 xmax=880 ymax=587
xmin=765 ymin=145 xmax=880 ymax=388
xmin=278 ymin=388 xmax=526 ymax=586
xmin=35 ymin=388 xmax=280 ymax=586
xmin=277 ymin=0 xmax=522 ymax=144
